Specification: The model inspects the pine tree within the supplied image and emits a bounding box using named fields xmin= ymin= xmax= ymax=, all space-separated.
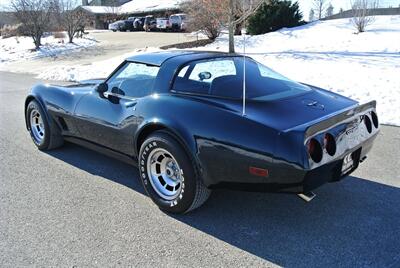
xmin=247 ymin=0 xmax=303 ymax=35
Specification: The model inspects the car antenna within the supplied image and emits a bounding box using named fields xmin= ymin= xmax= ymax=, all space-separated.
xmin=242 ymin=0 xmax=247 ymax=117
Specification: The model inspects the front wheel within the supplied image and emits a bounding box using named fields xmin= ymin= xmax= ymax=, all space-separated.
xmin=139 ymin=131 xmax=211 ymax=214
xmin=26 ymin=100 xmax=63 ymax=150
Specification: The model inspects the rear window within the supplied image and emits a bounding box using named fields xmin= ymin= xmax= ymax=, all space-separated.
xmin=172 ymin=57 xmax=311 ymax=100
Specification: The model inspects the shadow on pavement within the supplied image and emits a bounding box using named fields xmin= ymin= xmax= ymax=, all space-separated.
xmin=47 ymin=142 xmax=400 ymax=267
xmin=46 ymin=142 xmax=145 ymax=195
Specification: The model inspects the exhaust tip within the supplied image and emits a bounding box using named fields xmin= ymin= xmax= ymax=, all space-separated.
xmin=298 ymin=192 xmax=316 ymax=202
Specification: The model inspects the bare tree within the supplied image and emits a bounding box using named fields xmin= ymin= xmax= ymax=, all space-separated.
xmin=182 ymin=0 xmax=226 ymax=40
xmin=184 ymin=0 xmax=266 ymax=53
xmin=309 ymin=8 xmax=315 ymax=21
xmin=326 ymin=3 xmax=334 ymax=17
xmin=351 ymin=0 xmax=379 ymax=33
xmin=54 ymin=0 xmax=87 ymax=43
xmin=227 ymin=0 xmax=266 ymax=53
xmin=10 ymin=0 xmax=54 ymax=49
xmin=312 ymin=0 xmax=328 ymax=20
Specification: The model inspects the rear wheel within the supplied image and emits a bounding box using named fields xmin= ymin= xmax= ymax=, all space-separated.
xmin=26 ymin=100 xmax=63 ymax=150
xmin=139 ymin=131 xmax=210 ymax=214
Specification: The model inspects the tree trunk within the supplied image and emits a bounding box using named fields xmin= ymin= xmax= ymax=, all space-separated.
xmin=228 ymin=0 xmax=235 ymax=53
xmin=234 ymin=21 xmax=242 ymax=35
xmin=228 ymin=23 xmax=235 ymax=53
xmin=33 ymin=34 xmax=41 ymax=50
xmin=68 ymin=32 xmax=74 ymax=43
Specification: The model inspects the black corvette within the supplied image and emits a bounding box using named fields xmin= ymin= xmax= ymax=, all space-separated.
xmin=25 ymin=51 xmax=379 ymax=213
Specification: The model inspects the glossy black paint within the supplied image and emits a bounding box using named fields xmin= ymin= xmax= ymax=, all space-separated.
xmin=25 ymin=51 xmax=379 ymax=193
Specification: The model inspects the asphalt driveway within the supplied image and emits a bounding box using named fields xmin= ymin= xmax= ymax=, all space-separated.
xmin=0 ymin=71 xmax=399 ymax=267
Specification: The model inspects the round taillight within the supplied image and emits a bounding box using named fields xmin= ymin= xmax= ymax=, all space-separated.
xmin=364 ymin=115 xmax=372 ymax=133
xmin=371 ymin=111 xmax=379 ymax=128
xmin=307 ymin=138 xmax=323 ymax=163
xmin=324 ymin=133 xmax=336 ymax=156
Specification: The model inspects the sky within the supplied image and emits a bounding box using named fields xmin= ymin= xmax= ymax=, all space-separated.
xmin=1 ymin=0 xmax=399 ymax=16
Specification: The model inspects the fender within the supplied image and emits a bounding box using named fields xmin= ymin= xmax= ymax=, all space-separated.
xmin=25 ymin=93 xmax=51 ymax=130
xmin=135 ymin=119 xmax=198 ymax=159
xmin=134 ymin=118 xmax=207 ymax=182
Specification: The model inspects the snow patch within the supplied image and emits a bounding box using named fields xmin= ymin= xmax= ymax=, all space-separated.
xmin=0 ymin=34 xmax=97 ymax=65
xmin=37 ymin=47 xmax=161 ymax=81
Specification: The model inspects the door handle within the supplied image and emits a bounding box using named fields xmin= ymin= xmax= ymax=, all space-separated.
xmin=104 ymin=92 xmax=137 ymax=102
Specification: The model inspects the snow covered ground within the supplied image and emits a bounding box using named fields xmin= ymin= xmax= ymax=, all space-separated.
xmin=0 ymin=34 xmax=97 ymax=64
xmin=1 ymin=16 xmax=399 ymax=125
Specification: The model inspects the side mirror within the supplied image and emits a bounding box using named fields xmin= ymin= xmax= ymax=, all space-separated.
xmin=198 ymin=71 xmax=212 ymax=81
xmin=96 ymin=82 xmax=108 ymax=94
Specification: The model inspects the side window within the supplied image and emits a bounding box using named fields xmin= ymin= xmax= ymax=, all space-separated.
xmin=107 ymin=62 xmax=159 ymax=98
xmin=173 ymin=58 xmax=237 ymax=95
xmin=177 ymin=65 xmax=189 ymax=77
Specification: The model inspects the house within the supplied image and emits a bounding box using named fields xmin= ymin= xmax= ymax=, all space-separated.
xmin=78 ymin=0 xmax=186 ymax=29
xmin=82 ymin=0 xmax=130 ymax=6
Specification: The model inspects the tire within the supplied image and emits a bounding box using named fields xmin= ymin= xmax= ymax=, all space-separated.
xmin=26 ymin=100 xmax=63 ymax=150
xmin=139 ymin=131 xmax=211 ymax=214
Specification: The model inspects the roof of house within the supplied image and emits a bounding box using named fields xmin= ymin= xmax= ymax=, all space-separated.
xmin=80 ymin=0 xmax=186 ymax=15
xmin=80 ymin=5 xmax=114 ymax=14
xmin=119 ymin=0 xmax=185 ymax=14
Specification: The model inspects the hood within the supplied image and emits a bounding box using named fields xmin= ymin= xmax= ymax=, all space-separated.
xmin=48 ymin=78 xmax=105 ymax=94
xmin=45 ymin=82 xmax=100 ymax=97
xmin=78 ymin=78 xmax=106 ymax=85
xmin=50 ymin=78 xmax=105 ymax=88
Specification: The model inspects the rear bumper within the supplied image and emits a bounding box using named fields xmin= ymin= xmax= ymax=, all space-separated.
xmin=208 ymin=131 xmax=378 ymax=193
xmin=302 ymin=130 xmax=376 ymax=192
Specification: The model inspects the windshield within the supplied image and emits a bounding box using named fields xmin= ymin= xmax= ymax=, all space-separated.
xmin=170 ymin=16 xmax=179 ymax=23
xmin=172 ymin=57 xmax=311 ymax=101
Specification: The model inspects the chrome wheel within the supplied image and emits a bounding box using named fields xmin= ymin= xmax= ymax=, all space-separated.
xmin=30 ymin=109 xmax=45 ymax=144
xmin=147 ymin=148 xmax=184 ymax=200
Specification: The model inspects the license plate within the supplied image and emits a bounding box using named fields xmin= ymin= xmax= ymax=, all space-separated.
xmin=341 ymin=153 xmax=354 ymax=174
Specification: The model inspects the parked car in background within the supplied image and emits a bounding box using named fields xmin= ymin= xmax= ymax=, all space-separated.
xmin=108 ymin=20 xmax=134 ymax=32
xmin=108 ymin=21 xmax=124 ymax=32
xmin=123 ymin=20 xmax=134 ymax=31
xmin=133 ymin=17 xmax=145 ymax=31
xmin=156 ymin=18 xmax=171 ymax=31
xmin=170 ymin=13 xmax=187 ymax=31
xmin=143 ymin=15 xmax=156 ymax=32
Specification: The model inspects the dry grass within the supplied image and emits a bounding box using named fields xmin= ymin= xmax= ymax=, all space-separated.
xmin=0 ymin=24 xmax=22 ymax=38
